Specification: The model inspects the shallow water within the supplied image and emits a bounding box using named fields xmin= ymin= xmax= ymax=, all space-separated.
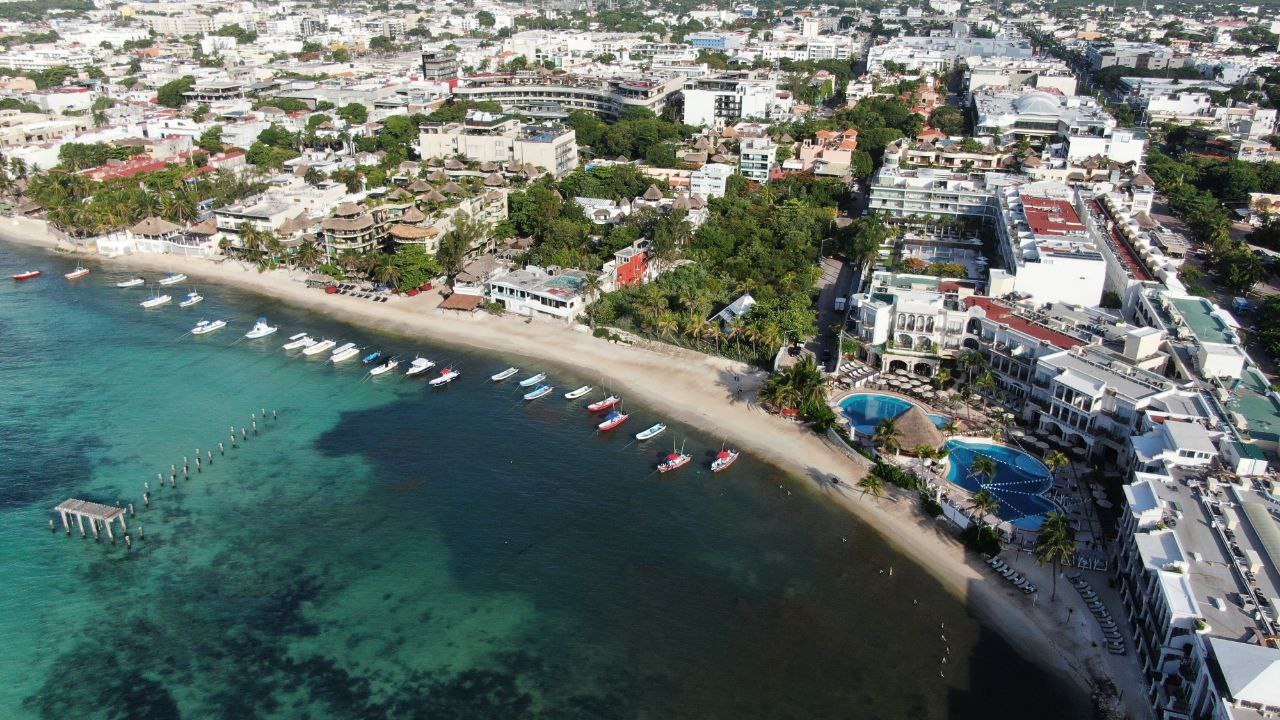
xmin=0 ymin=243 xmax=1089 ymax=719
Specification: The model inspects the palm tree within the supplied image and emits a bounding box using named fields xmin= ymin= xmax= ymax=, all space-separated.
xmin=857 ymin=470 xmax=886 ymax=499
xmin=295 ymin=240 xmax=323 ymax=270
xmin=1043 ymin=450 xmax=1069 ymax=481
xmin=971 ymin=489 xmax=1000 ymax=526
xmin=581 ymin=274 xmax=604 ymax=302
xmin=1036 ymin=511 xmax=1076 ymax=601
xmin=375 ymin=260 xmax=402 ymax=288
xmin=872 ymin=418 xmax=902 ymax=456
xmin=655 ymin=311 xmax=679 ymax=339
xmin=914 ymin=444 xmax=937 ymax=480
xmin=969 ymin=454 xmax=997 ymax=487
xmin=958 ymin=350 xmax=985 ymax=384
xmin=940 ymin=419 xmax=960 ymax=437
xmin=932 ymin=368 xmax=952 ymax=390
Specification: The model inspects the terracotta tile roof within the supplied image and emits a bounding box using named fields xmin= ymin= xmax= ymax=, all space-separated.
xmin=965 ymin=296 xmax=1086 ymax=349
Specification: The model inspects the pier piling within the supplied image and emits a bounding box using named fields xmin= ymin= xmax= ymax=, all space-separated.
xmin=49 ymin=519 xmax=55 ymax=533
xmin=252 ymin=421 xmax=257 ymax=436
xmin=143 ymin=492 xmax=149 ymax=506
xmin=241 ymin=428 xmax=247 ymax=440
xmin=125 ymin=535 xmax=132 ymax=550
xmin=128 ymin=503 xmax=135 ymax=518
xmin=219 ymin=442 xmax=225 ymax=456
xmin=138 ymin=525 xmax=144 ymax=540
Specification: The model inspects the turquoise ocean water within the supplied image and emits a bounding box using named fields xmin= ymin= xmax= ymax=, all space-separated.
xmin=0 ymin=242 xmax=1089 ymax=719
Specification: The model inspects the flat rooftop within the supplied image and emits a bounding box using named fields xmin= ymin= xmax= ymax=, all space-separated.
xmin=1170 ymin=297 xmax=1237 ymax=346
xmin=1149 ymin=471 xmax=1278 ymax=641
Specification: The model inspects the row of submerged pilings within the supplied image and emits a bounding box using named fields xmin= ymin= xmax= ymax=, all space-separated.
xmin=50 ymin=409 xmax=281 ymax=552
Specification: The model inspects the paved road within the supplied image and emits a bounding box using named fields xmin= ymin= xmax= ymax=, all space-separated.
xmin=810 ymin=256 xmax=855 ymax=372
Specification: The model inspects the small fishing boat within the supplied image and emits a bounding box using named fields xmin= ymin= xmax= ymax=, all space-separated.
xmin=635 ymin=423 xmax=666 ymax=441
xmin=191 ymin=319 xmax=227 ymax=335
xmin=491 ymin=367 xmax=518 ymax=382
xmin=361 ymin=350 xmax=382 ymax=365
xmin=178 ymin=291 xmax=203 ymax=307
xmin=282 ymin=333 xmax=313 ymax=350
xmin=116 ymin=277 xmax=145 ymax=288
xmin=158 ymin=273 xmax=187 ymax=286
xmin=369 ymin=357 xmax=399 ymax=376
xmin=597 ymin=410 xmax=630 ymax=431
xmin=11 ymin=270 xmax=41 ymax=280
xmin=302 ymin=338 xmax=337 ymax=356
xmin=429 ymin=367 xmax=460 ymax=387
xmin=245 ymin=318 xmax=277 ymax=339
xmin=330 ymin=343 xmax=359 ymax=363
xmin=518 ymin=372 xmax=547 ymax=387
xmin=564 ymin=385 xmax=593 ymax=400
xmin=523 ymin=384 xmax=553 ymax=401
xmin=405 ymin=357 xmax=435 ymax=376
xmin=587 ymin=395 xmax=621 ymax=413
xmin=710 ymin=449 xmax=740 ymax=473
xmin=64 ymin=266 xmax=89 ymax=280
xmin=140 ymin=293 xmax=172 ymax=308
xmin=658 ymin=451 xmax=692 ymax=473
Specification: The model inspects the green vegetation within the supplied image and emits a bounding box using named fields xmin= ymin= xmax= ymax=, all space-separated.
xmin=155 ymin=75 xmax=195 ymax=108
xmin=927 ymin=106 xmax=965 ymax=135
xmin=0 ymin=64 xmax=78 ymax=90
xmin=214 ymin=24 xmax=257 ymax=44
xmin=57 ymin=142 xmax=141 ymax=170
xmin=30 ymin=167 xmax=263 ymax=238
xmin=0 ymin=97 xmax=39 ymax=113
xmin=336 ymin=103 xmax=368 ymax=125
xmin=772 ymin=96 xmax=923 ymax=162
xmin=1035 ymin=511 xmax=1076 ymax=600
xmin=1145 ymin=142 xmax=1280 ymax=294
xmin=246 ymin=123 xmax=300 ymax=169
xmin=565 ymin=107 xmax=692 ymax=158
xmin=254 ymin=97 xmax=311 ymax=114
xmin=0 ymin=0 xmax=91 ymax=21
xmin=422 ymin=100 xmax=503 ymax=123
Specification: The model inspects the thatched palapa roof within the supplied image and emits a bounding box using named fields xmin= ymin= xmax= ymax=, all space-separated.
xmin=896 ymin=405 xmax=945 ymax=453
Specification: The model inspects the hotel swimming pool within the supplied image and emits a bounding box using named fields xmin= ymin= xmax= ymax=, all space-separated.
xmin=839 ymin=393 xmax=948 ymax=436
xmin=944 ymin=439 xmax=1056 ymax=531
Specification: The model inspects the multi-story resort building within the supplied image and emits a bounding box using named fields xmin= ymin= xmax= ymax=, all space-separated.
xmin=865 ymin=36 xmax=1034 ymax=74
xmin=988 ymin=181 xmax=1109 ymax=307
xmin=1085 ymin=41 xmax=1190 ymax=71
xmin=682 ymin=73 xmax=788 ymax=128
xmin=738 ymin=136 xmax=777 ymax=185
xmin=1113 ymin=463 xmax=1280 ymax=720
xmin=418 ymin=111 xmax=578 ymax=178
xmin=867 ymin=167 xmax=1020 ymax=220
xmin=450 ymin=73 xmax=684 ymax=121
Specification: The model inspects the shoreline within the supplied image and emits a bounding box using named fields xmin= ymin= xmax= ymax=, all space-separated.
xmin=2 ymin=222 xmax=1134 ymax=711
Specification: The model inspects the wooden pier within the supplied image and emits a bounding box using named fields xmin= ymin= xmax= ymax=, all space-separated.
xmin=55 ymin=499 xmax=127 ymax=540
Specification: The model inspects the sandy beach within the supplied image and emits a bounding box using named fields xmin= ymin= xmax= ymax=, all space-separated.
xmin=2 ymin=219 xmax=1146 ymax=714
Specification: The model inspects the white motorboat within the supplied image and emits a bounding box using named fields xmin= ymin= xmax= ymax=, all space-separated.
xmin=369 ymin=357 xmax=399 ymax=376
xmin=191 ymin=319 xmax=227 ymax=335
xmin=523 ymin=384 xmax=553 ymax=400
xmin=330 ymin=342 xmax=359 ymax=363
xmin=64 ymin=266 xmax=90 ymax=280
xmin=564 ymin=385 xmax=593 ymax=400
xmin=405 ymin=357 xmax=436 ymax=376
xmin=179 ymin=291 xmax=203 ymax=308
xmin=282 ymin=333 xmax=314 ymax=350
xmin=635 ymin=423 xmax=666 ymax=441
xmin=245 ymin=318 xmax=277 ymax=339
xmin=116 ymin=277 xmax=145 ymax=288
xmin=158 ymin=273 xmax=187 ymax=286
xmin=302 ymin=338 xmax=337 ymax=356
xmin=490 ymin=367 xmax=518 ymax=382
xmin=429 ymin=367 xmax=460 ymax=386
xmin=518 ymin=372 xmax=547 ymax=387
xmin=140 ymin=293 xmax=172 ymax=308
